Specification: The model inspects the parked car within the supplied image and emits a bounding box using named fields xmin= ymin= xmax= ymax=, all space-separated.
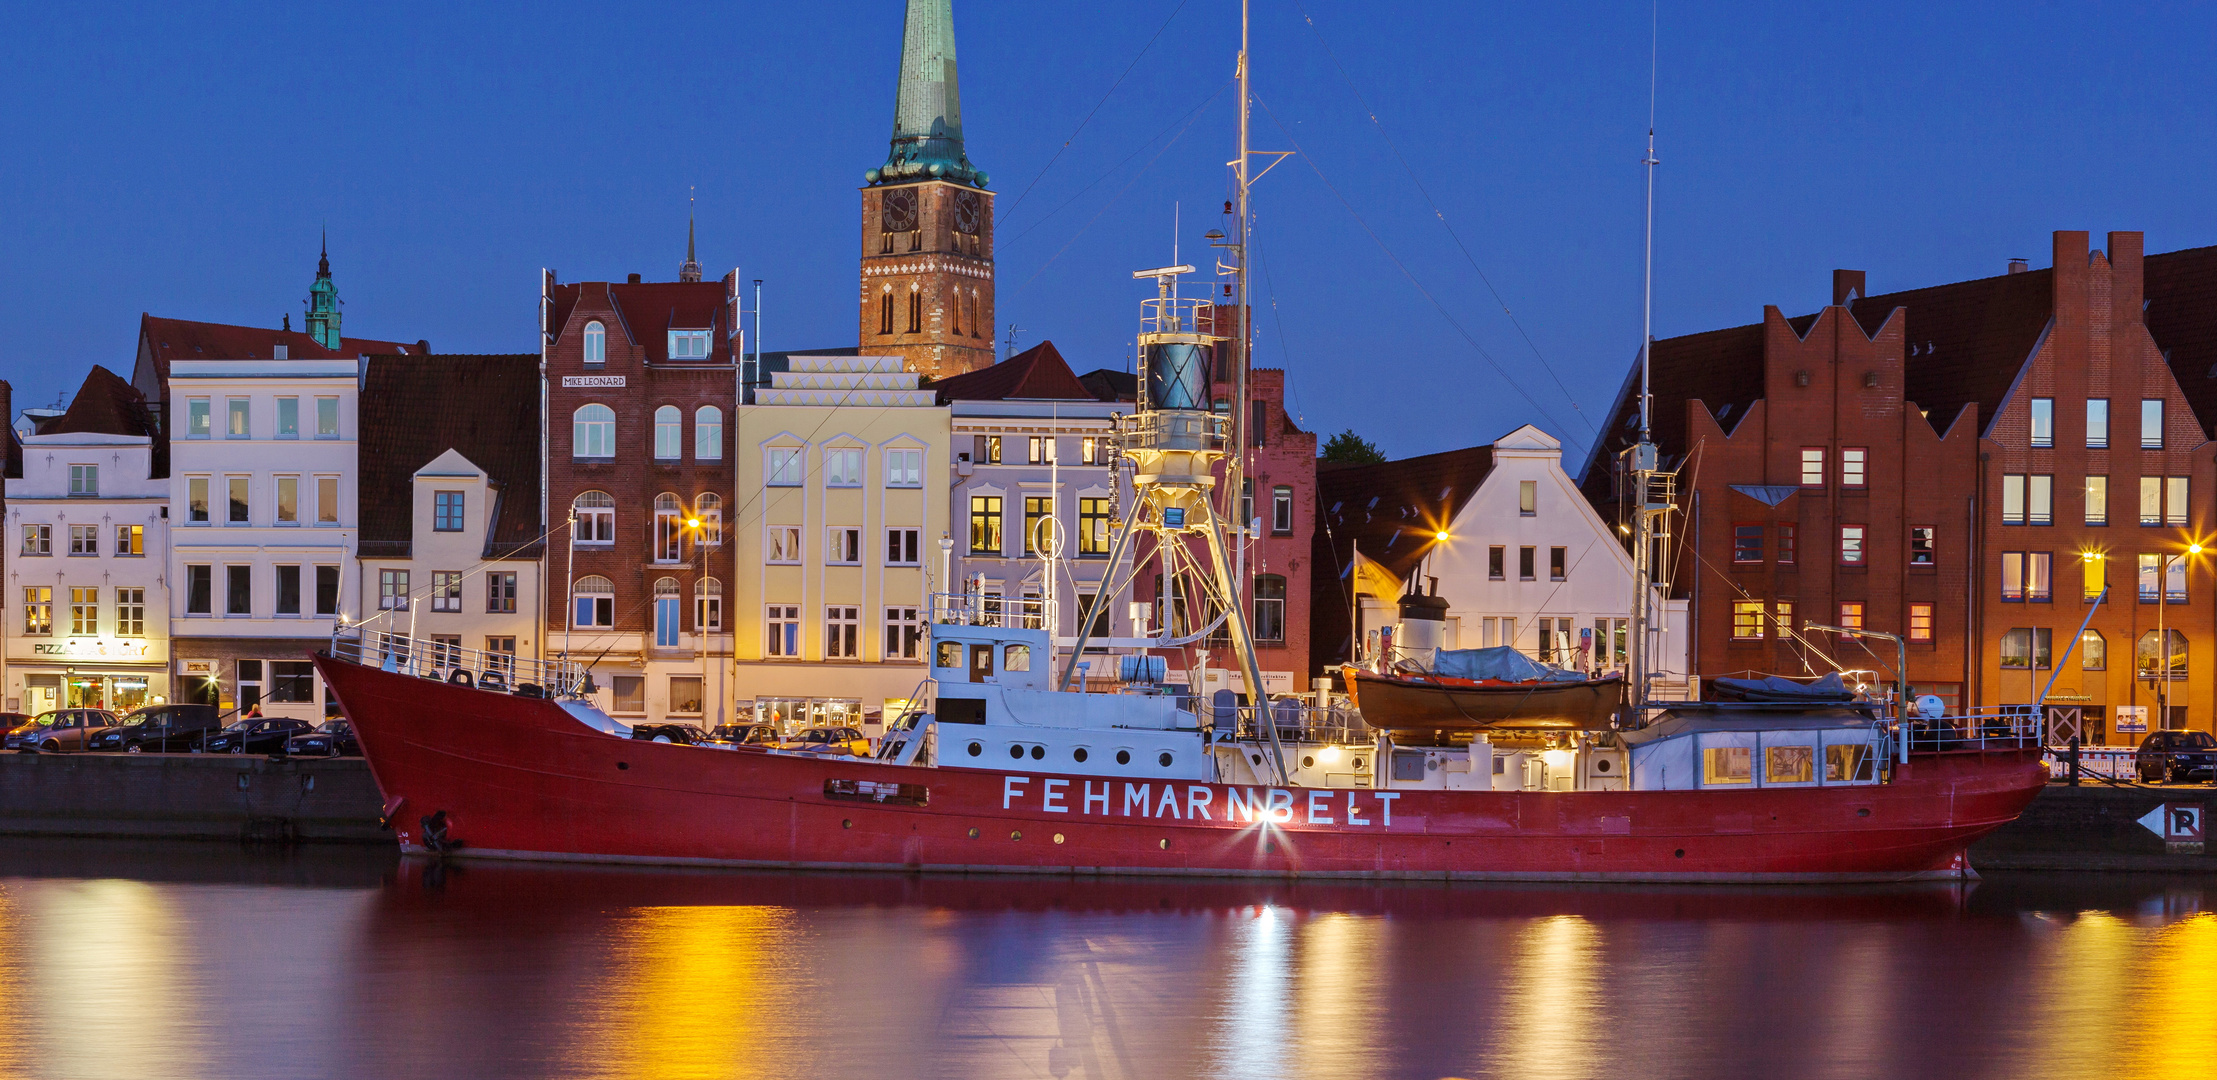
xmin=1 ymin=713 xmax=42 ymax=750
xmin=284 ymin=719 xmax=360 ymax=757
xmin=631 ymin=723 xmax=709 ymax=745
xmin=779 ymin=726 xmax=871 ymax=756
xmin=4 ymin=709 xmax=121 ymax=753
xmin=703 ymin=723 xmax=779 ymax=748
xmin=200 ymin=717 xmax=314 ymax=755
xmin=90 ymin=704 xmax=225 ymax=753
xmin=2137 ymin=729 xmax=2217 ymax=784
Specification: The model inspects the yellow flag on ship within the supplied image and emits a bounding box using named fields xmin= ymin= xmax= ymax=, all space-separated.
xmin=1350 ymin=549 xmax=1403 ymax=600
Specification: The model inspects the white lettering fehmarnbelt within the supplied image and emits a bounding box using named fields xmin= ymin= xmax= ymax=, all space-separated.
xmin=561 ymin=375 xmax=627 ymax=388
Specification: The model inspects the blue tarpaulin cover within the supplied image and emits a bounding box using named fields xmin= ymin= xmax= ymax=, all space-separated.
xmin=1711 ymin=672 xmax=1854 ymax=702
xmin=1431 ymin=647 xmax=1590 ymax=683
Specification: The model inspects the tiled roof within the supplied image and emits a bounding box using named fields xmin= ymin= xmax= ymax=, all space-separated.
xmin=934 ymin=340 xmax=1095 ymax=403
xmin=358 ymin=355 xmax=543 ymax=559
xmin=140 ymin=314 xmax=423 ymax=382
xmin=547 ymin=280 xmax=732 ymax=364
xmin=2146 ymin=245 xmax=2217 ymax=433
xmin=1077 ymin=367 xmax=1137 ymax=403
xmin=48 ymin=365 xmax=155 ymax=439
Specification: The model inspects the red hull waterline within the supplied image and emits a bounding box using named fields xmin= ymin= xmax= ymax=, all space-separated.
xmin=315 ymin=656 xmax=2049 ymax=884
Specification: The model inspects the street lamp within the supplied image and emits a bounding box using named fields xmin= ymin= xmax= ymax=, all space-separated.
xmin=2150 ymin=538 xmax=2205 ymax=730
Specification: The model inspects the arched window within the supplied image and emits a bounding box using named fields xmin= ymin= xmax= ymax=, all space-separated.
xmin=696 ymin=493 xmax=723 ymax=546
xmin=652 ymin=493 xmax=683 ymax=562
xmin=695 ymin=577 xmax=723 ymax=631
xmin=573 ymin=404 xmax=615 ymax=458
xmin=572 ymin=490 xmax=614 ymax=545
xmin=2081 ymin=630 xmax=2107 ymax=671
xmin=907 ymin=284 xmax=922 ymax=333
xmin=573 ymin=575 xmax=613 ymax=627
xmin=1253 ymin=574 xmax=1287 ymax=643
xmin=968 ymin=291 xmax=982 ymax=339
xmin=879 ymin=288 xmax=894 ymax=335
xmin=950 ymin=288 xmax=963 ymax=336
xmin=694 ymin=406 xmax=723 ymax=460
xmin=583 ymin=321 xmax=606 ymax=365
xmin=2137 ymin=630 xmax=2188 ymax=680
xmin=653 ymin=406 xmax=681 ymax=460
xmin=653 ymin=577 xmax=682 ymax=647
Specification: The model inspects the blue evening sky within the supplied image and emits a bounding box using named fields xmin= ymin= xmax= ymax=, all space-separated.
xmin=3 ymin=1 xmax=2211 ymax=466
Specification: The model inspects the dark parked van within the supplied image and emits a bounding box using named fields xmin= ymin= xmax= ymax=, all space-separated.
xmin=90 ymin=704 xmax=226 ymax=753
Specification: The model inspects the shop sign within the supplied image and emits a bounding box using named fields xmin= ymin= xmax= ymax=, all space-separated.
xmin=2115 ymin=706 xmax=2149 ymax=734
xmin=182 ymin=660 xmax=218 ymax=677
xmin=2138 ymin=803 xmax=2205 ymax=854
xmin=32 ymin=639 xmax=153 ymax=660
xmin=561 ymin=375 xmax=626 ymax=388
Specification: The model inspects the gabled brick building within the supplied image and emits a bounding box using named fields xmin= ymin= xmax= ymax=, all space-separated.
xmin=541 ymin=270 xmax=742 ymax=725
xmin=1584 ymin=232 xmax=2217 ymax=740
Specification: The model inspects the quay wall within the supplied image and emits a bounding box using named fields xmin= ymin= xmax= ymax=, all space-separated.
xmin=0 ymin=753 xmax=387 ymax=844
xmin=1970 ymin=782 xmax=2216 ymax=872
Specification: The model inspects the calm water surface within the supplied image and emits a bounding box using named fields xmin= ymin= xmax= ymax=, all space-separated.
xmin=0 ymin=839 xmax=2212 ymax=1080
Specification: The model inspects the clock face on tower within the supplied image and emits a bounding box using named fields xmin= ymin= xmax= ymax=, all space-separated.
xmin=953 ymin=190 xmax=982 ymax=235
xmin=882 ymin=188 xmax=919 ymax=233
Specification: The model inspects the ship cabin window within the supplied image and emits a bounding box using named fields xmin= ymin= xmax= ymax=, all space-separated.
xmin=1765 ymin=744 xmax=1816 ymax=785
xmin=969 ymin=644 xmax=995 ymax=683
xmin=1701 ymin=745 xmax=1752 ymax=785
xmin=936 ymin=640 xmax=963 ymax=673
xmin=1826 ymin=744 xmax=1875 ymax=782
xmin=1004 ymin=644 xmax=1031 ymax=672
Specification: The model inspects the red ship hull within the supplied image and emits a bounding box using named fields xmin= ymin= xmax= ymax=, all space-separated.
xmin=316 ymin=656 xmax=2049 ymax=883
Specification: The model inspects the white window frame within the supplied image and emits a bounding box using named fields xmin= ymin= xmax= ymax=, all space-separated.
xmin=886 ymin=527 xmax=921 ymax=566
xmin=695 ymin=407 xmax=723 ymax=460
xmin=767 ymin=525 xmax=802 ymax=565
xmin=827 ymin=527 xmax=863 ymax=565
xmin=884 ymin=448 xmax=923 ymax=487
xmin=573 ymin=404 xmax=616 ymax=459
xmin=277 ymin=397 xmax=299 ymax=438
xmin=654 ymin=406 xmax=682 ymax=460
xmin=766 ymin=447 xmax=804 ymax=487
xmin=825 ymin=447 xmax=864 ymax=488
xmin=582 ymin=321 xmax=606 ymax=365
xmin=573 ymin=491 xmax=615 ymax=545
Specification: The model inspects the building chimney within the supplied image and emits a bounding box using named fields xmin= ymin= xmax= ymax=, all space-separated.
xmin=627 ymin=273 xmax=642 ymax=284
xmin=273 ymin=344 xmax=288 ymax=360
xmin=1832 ymin=269 xmax=1866 ymax=307
xmin=2008 ymin=258 xmax=2029 ymax=274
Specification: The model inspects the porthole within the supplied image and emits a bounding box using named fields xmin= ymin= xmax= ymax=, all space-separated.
xmin=1674 ymin=848 xmax=1686 ymax=858
xmin=1074 ymin=748 xmax=1089 ymax=763
xmin=1009 ymin=744 xmax=1024 ymax=759
xmin=1116 ymin=750 xmax=1131 ymax=765
xmin=1595 ymin=759 xmax=1613 ymax=773
xmin=1158 ymin=752 xmax=1173 ymax=768
xmin=1353 ymin=758 xmax=1365 ymax=769
xmin=967 ymin=827 xmax=981 ymax=839
xmin=1053 ymin=833 xmax=1066 ymax=845
xmin=1301 ymin=755 xmax=1315 ymax=769
xmin=616 ymin=762 xmax=630 ymax=771
xmin=1011 ymin=830 xmax=1024 ymax=841
xmin=1249 ymin=753 xmax=1262 ymax=765
xmin=1158 ymin=838 xmax=1170 ymax=850
xmin=967 ymin=742 xmax=982 ymax=757
xmin=842 ymin=819 xmax=853 ymax=829
xmin=1030 ymin=745 xmax=1046 ymax=760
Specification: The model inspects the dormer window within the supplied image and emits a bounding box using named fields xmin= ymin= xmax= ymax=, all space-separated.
xmin=583 ymin=321 xmax=606 ymax=365
xmin=668 ymin=330 xmax=711 ymax=360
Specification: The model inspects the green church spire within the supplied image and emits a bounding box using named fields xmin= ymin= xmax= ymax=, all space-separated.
xmin=867 ymin=0 xmax=986 ymax=188
xmin=305 ymin=232 xmax=342 ymax=350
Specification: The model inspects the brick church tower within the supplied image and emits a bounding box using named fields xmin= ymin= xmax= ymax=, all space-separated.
xmin=859 ymin=0 xmax=995 ymax=379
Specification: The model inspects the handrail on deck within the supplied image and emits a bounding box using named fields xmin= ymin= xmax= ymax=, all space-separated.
xmin=328 ymin=630 xmax=588 ymax=698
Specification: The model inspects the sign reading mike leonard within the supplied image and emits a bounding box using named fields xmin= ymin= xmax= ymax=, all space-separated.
xmin=2139 ymin=802 xmax=2206 ymax=854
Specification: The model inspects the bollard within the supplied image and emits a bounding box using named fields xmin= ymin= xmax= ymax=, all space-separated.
xmin=2068 ymin=735 xmax=2081 ymax=787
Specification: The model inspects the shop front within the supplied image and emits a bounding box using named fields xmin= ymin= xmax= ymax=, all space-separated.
xmin=171 ymin=638 xmax=338 ymax=721
xmin=7 ymin=638 xmax=168 ymax=717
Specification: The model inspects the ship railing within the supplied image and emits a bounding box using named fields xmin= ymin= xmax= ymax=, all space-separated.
xmin=1185 ymin=697 xmax=1365 ymax=745
xmin=1895 ymin=705 xmax=2044 ymax=753
xmin=328 ymin=630 xmax=589 ymax=698
xmin=1118 ymin=409 xmax=1228 ymax=454
xmin=929 ymin=591 xmax=1055 ymax=630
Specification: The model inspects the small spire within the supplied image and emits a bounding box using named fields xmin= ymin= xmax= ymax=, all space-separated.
xmin=679 ymin=189 xmax=703 ymax=282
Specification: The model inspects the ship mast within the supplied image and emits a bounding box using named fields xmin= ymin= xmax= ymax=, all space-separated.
xmin=1059 ymin=0 xmax=1286 ymax=783
xmin=1625 ymin=8 xmax=1668 ymax=720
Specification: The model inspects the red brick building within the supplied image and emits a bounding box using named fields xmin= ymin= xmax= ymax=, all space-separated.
xmin=540 ymin=269 xmax=743 ymax=724
xmin=1584 ymin=232 xmax=2217 ymax=740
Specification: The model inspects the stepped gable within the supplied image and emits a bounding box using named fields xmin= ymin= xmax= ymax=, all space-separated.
xmin=357 ymin=354 xmax=544 ymax=559
xmin=756 ymin=354 xmax=936 ymax=407
xmin=934 ymin=341 xmax=1093 ymax=403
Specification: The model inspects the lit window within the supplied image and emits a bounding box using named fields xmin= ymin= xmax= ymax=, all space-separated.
xmin=2029 ymin=398 xmax=2053 ymax=447
xmin=2166 ymin=477 xmax=2189 ymax=526
xmin=2136 ymin=629 xmax=2188 ymax=680
xmin=1800 ymin=448 xmax=1824 ymax=487
xmin=1732 ymin=601 xmax=1765 ymax=640
xmin=2140 ymin=477 xmax=2163 ymax=526
xmin=653 ymin=493 xmax=683 ymax=562
xmin=1023 ymin=497 xmax=1053 ymax=555
xmin=22 ymin=587 xmax=51 ymax=635
xmin=573 ymin=404 xmax=615 ymax=458
xmin=2028 ymin=475 xmax=2052 ymax=525
xmin=1838 ymin=602 xmax=1864 ymax=631
xmin=1518 ymin=480 xmax=1537 ymax=516
xmin=2000 ymin=627 xmax=2052 ymax=670
xmin=2080 ymin=630 xmax=2106 ymax=671
xmin=2001 ymin=552 xmax=2052 ymax=601
xmin=583 ymin=321 xmax=606 ymax=364
xmin=1909 ymin=603 xmax=1934 ymax=642
xmin=117 ymin=588 xmax=145 ymax=637
xmin=695 ymin=407 xmax=723 ymax=460
xmin=115 ymin=525 xmax=143 ymax=556
xmin=70 ymin=587 xmax=97 ymax=636
xmin=2083 ymin=552 xmax=2106 ymax=601
xmin=316 ymin=476 xmax=340 ymax=525
xmin=654 ymin=406 xmax=681 ymax=459
xmin=2003 ymin=474 xmax=2026 ymax=524
xmin=970 ymin=496 xmax=1003 ymax=554
xmin=1079 ymin=498 xmax=1112 ymax=555
xmin=2086 ymin=399 xmax=2109 ymax=448
xmin=2085 ymin=476 xmax=2108 ymax=526
xmin=1766 ymin=745 xmax=1815 ymax=785
xmin=696 ymin=493 xmax=723 ymax=546
xmin=1841 ymin=447 xmax=1867 ymax=487
xmin=1703 ymin=746 xmax=1753 ymax=786
xmin=2142 ymin=398 xmax=2165 ymax=449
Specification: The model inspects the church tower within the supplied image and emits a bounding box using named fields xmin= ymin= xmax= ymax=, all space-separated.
xmin=305 ymin=233 xmax=342 ymax=350
xmin=859 ymin=0 xmax=995 ymax=378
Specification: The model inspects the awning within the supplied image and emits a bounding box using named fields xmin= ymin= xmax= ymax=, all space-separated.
xmin=1729 ymin=484 xmax=1799 ymax=507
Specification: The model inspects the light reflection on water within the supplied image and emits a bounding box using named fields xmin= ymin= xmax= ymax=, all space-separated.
xmin=0 ymin=839 xmax=2213 ymax=1080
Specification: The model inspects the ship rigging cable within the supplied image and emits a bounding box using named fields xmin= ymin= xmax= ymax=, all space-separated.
xmin=997 ymin=0 xmax=1193 ymax=227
